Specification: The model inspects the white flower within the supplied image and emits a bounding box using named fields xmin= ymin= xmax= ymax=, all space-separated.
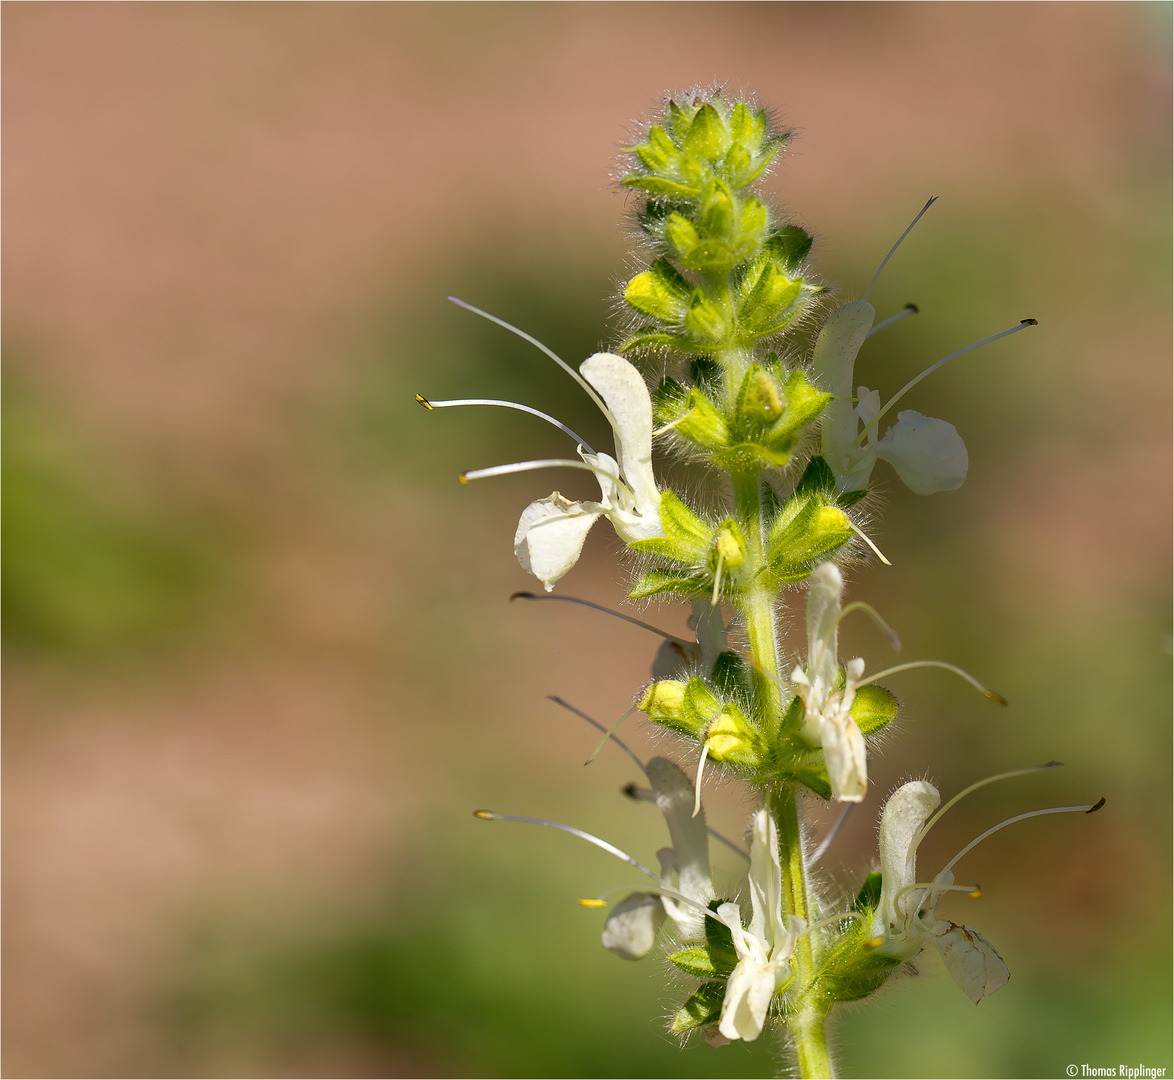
xmin=790 ymin=563 xmax=869 ymax=802
xmin=870 ymin=780 xmax=1009 ymax=1004
xmin=824 ymin=379 xmax=967 ymax=497
xmin=602 ymin=756 xmax=715 ymax=958
xmin=813 ymin=298 xmax=1033 ymax=497
xmin=716 ymin=808 xmax=806 ymax=1042
xmin=422 ymin=306 xmax=664 ymax=591
xmin=513 ymin=352 xmax=663 ymax=590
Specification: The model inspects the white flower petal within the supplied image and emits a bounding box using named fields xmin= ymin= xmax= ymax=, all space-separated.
xmin=823 ymin=713 xmax=867 ymax=803
xmin=877 ymin=411 xmax=968 ymax=495
xmin=646 ymin=757 xmax=713 ymax=907
xmin=718 ymin=957 xmax=775 ymax=1042
xmin=601 ymin=892 xmax=666 ymax=960
xmin=804 ymin=563 xmax=844 ymax=709
xmin=873 ymin=780 xmax=940 ymax=940
xmin=747 ymin=810 xmax=782 ymax=949
xmin=513 ymin=494 xmax=603 ymax=591
xmin=580 ymin=353 xmax=662 ymax=537
xmin=929 ymin=920 xmax=1010 ymax=1003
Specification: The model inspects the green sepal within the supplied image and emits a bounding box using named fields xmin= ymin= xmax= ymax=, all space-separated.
xmin=668 ymin=946 xmax=719 ymax=978
xmin=711 ymin=517 xmax=750 ymax=576
xmin=628 ymin=569 xmax=709 ymax=600
xmin=797 ymin=454 xmax=869 ymax=507
xmin=674 ymin=388 xmax=730 ymax=449
xmin=736 ymin=365 xmax=784 ymax=426
xmin=683 ymin=103 xmax=731 ymax=162
xmin=670 ymin=981 xmax=726 ymax=1034
xmin=711 ymin=650 xmax=753 ymax=701
xmin=623 ymin=258 xmax=692 ymax=323
xmin=852 ymin=871 xmax=883 ymax=913
xmin=764 ymin=369 xmax=832 ymax=446
xmin=682 ymin=677 xmax=721 ymax=730
xmin=795 ymin=454 xmax=837 ymax=496
xmin=850 ymin=684 xmax=898 ymax=737
xmin=632 ymin=124 xmax=680 ymax=173
xmin=763 ymin=225 xmax=813 ymax=271
xmin=712 ymin=442 xmax=791 ymax=470
xmin=621 ymin=328 xmax=698 ymax=355
xmin=629 ymin=491 xmax=713 ymax=563
xmin=811 ymin=916 xmax=902 ymax=1005
xmin=651 ymin=376 xmax=688 ymax=427
xmin=639 ymin=678 xmax=700 ymax=738
xmin=683 ymin=290 xmax=732 ymax=347
xmin=767 ymin=498 xmax=854 ymax=581
xmin=621 ymin=174 xmax=701 ymax=199
xmin=704 ymin=899 xmax=740 ymax=973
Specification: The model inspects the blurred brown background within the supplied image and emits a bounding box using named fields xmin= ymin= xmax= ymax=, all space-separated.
xmin=3 ymin=3 xmax=1170 ymax=1078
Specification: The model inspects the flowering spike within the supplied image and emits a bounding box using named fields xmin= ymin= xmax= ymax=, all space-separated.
xmin=433 ymin=91 xmax=1071 ymax=1065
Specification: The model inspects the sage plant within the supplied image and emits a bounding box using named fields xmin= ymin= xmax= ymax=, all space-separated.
xmin=419 ymin=91 xmax=1102 ymax=1079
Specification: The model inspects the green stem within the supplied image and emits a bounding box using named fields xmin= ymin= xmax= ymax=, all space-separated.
xmin=774 ymin=792 xmax=832 ymax=1079
xmin=729 ymin=462 xmax=832 ymax=1078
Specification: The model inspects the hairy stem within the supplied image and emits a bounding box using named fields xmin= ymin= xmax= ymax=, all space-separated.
xmin=730 ymin=462 xmax=831 ymax=1078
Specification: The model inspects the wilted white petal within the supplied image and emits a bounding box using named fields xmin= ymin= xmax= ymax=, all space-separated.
xmin=873 ymin=781 xmax=940 ymax=940
xmin=929 ymin=920 xmax=1010 ymax=1003
xmin=602 ymin=892 xmax=666 ymax=960
xmin=823 ymin=712 xmax=867 ymax=803
xmin=877 ymin=411 xmax=968 ymax=495
xmin=746 ymin=810 xmax=782 ymax=948
xmin=646 ymin=757 xmax=713 ymax=907
xmin=805 ymin=563 xmax=844 ymax=708
xmin=513 ymin=495 xmax=603 ymax=591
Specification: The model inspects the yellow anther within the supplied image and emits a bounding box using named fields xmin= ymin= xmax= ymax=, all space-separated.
xmin=968 ymin=887 xmax=983 ymax=900
xmin=578 ymin=898 xmax=608 ymax=908
xmin=415 ymin=394 xmax=433 ymax=410
xmin=864 ymin=936 xmax=884 ymax=950
xmin=473 ymin=810 xmax=493 ymax=819
xmin=984 ymin=690 xmax=1009 ymax=706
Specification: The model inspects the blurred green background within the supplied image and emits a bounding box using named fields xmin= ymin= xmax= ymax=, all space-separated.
xmin=3 ymin=3 xmax=1170 ymax=1077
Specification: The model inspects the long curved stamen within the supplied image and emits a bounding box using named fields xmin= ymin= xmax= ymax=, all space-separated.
xmin=473 ymin=811 xmax=721 ymax=922
xmin=914 ymin=762 xmax=1063 ymax=849
xmin=623 ymin=782 xmax=750 ymax=862
xmin=937 ymin=802 xmax=1104 ymax=881
xmin=836 ymin=601 xmax=902 ymax=651
xmin=810 ymin=803 xmax=855 ymax=863
xmin=417 ymin=396 xmax=596 ymax=456
xmin=859 ymin=659 xmax=1007 ymax=704
xmin=548 ymin=695 xmax=646 ymax=773
xmin=584 ymin=705 xmax=638 ymax=765
xmin=863 ymin=197 xmax=938 ymax=303
xmin=460 ymin=457 xmax=623 ymax=486
xmin=512 ymin=592 xmax=689 ymax=643
xmin=474 ymin=810 xmax=661 ymax=881
xmin=890 ymin=879 xmax=980 ymax=923
xmin=848 ymin=520 xmax=892 ymax=566
xmin=447 ymin=297 xmax=615 ymax=426
xmin=866 ymin=303 xmax=919 ymax=339
xmin=855 ymin=318 xmax=1039 ymax=447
